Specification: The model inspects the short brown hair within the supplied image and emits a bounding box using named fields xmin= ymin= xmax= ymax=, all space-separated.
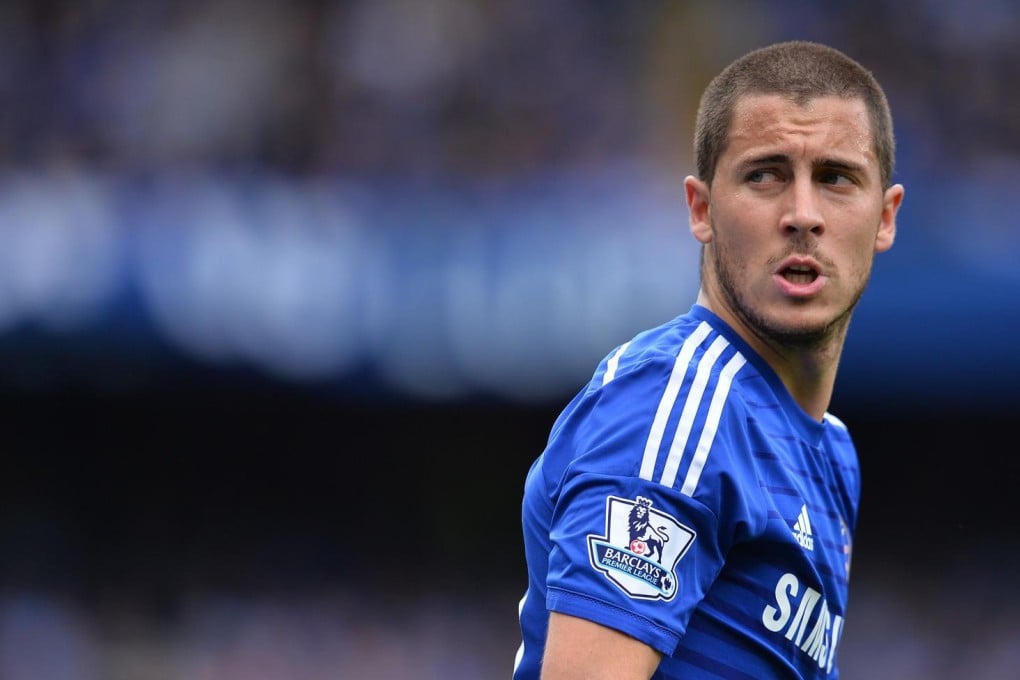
xmin=694 ymin=41 xmax=896 ymax=188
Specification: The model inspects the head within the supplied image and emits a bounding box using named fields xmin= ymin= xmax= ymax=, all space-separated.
xmin=684 ymin=41 xmax=904 ymax=355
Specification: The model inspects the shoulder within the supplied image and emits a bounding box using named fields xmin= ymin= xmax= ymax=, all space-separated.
xmin=566 ymin=314 xmax=761 ymax=456
xmin=541 ymin=309 xmax=771 ymax=487
xmin=820 ymin=411 xmax=858 ymax=465
xmin=595 ymin=312 xmax=758 ymax=396
xmin=822 ymin=410 xmax=862 ymax=492
xmin=568 ymin=313 xmax=761 ymax=483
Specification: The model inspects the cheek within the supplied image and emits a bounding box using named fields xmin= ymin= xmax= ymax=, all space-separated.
xmin=832 ymin=206 xmax=884 ymax=254
xmin=710 ymin=205 xmax=761 ymax=248
xmin=714 ymin=219 xmax=763 ymax=262
xmin=839 ymin=232 xmax=881 ymax=279
xmin=856 ymin=219 xmax=885 ymax=254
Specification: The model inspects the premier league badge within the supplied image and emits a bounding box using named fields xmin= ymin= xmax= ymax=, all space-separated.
xmin=587 ymin=496 xmax=696 ymax=600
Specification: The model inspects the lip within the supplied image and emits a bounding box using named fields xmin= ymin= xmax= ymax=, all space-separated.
xmin=773 ymin=256 xmax=828 ymax=298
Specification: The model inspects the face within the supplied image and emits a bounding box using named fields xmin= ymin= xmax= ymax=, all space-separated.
xmin=685 ymin=94 xmax=903 ymax=350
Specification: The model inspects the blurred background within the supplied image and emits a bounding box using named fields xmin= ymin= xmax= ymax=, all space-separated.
xmin=1 ymin=0 xmax=1018 ymax=678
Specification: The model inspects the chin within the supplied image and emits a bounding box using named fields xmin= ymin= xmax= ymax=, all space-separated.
xmin=764 ymin=307 xmax=846 ymax=345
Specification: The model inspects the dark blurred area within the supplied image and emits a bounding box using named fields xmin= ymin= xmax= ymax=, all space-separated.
xmin=1 ymin=1 xmax=1018 ymax=678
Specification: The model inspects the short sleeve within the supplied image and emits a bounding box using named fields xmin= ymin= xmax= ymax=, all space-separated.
xmin=547 ymin=472 xmax=724 ymax=655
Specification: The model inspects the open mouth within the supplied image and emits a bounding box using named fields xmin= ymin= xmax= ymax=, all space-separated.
xmin=780 ymin=264 xmax=819 ymax=285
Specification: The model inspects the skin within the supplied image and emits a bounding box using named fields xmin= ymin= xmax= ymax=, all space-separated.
xmin=542 ymin=612 xmax=661 ymax=679
xmin=540 ymin=94 xmax=904 ymax=679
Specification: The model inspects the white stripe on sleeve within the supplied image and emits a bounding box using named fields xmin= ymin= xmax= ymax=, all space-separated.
xmin=602 ymin=341 xmax=632 ymax=385
xmin=638 ymin=322 xmax=712 ymax=481
xmin=659 ymin=335 xmax=730 ymax=488
xmin=680 ymin=352 xmax=746 ymax=496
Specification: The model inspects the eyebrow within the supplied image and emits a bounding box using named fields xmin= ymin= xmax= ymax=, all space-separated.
xmin=739 ymin=154 xmax=866 ymax=174
xmin=815 ymin=158 xmax=866 ymax=174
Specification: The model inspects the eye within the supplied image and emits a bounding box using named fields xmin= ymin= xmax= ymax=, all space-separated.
xmin=818 ymin=171 xmax=855 ymax=186
xmin=747 ymin=169 xmax=780 ymax=183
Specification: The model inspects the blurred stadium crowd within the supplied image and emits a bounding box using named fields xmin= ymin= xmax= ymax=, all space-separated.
xmin=5 ymin=1 xmax=1018 ymax=174
xmin=1 ymin=0 xmax=1017 ymax=401
xmin=3 ymin=1 xmax=666 ymax=174
xmin=1 ymin=0 xmax=1019 ymax=678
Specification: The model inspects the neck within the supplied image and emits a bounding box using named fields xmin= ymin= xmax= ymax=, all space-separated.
xmin=766 ymin=344 xmax=841 ymax=423
xmin=696 ymin=290 xmax=845 ymax=422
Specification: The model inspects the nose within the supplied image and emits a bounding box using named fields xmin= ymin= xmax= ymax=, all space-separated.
xmin=781 ymin=177 xmax=825 ymax=236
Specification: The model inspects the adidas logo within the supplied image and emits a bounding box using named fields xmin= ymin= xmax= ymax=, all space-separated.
xmin=792 ymin=504 xmax=814 ymax=551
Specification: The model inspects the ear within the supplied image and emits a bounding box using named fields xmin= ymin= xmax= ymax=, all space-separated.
xmin=684 ymin=176 xmax=713 ymax=244
xmin=875 ymin=183 xmax=904 ymax=253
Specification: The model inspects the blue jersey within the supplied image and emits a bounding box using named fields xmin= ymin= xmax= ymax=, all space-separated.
xmin=514 ymin=305 xmax=860 ymax=679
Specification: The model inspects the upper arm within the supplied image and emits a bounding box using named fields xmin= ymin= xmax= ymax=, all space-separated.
xmin=542 ymin=612 xmax=661 ymax=680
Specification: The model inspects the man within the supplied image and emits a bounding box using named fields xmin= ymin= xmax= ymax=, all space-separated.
xmin=514 ymin=40 xmax=904 ymax=679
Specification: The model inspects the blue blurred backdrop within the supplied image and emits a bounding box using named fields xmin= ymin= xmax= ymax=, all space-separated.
xmin=1 ymin=1 xmax=1018 ymax=678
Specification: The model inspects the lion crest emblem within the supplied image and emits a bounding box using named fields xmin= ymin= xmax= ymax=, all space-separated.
xmin=627 ymin=496 xmax=669 ymax=563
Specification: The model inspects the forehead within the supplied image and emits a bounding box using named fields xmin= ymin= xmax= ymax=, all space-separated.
xmin=723 ymin=94 xmax=876 ymax=167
